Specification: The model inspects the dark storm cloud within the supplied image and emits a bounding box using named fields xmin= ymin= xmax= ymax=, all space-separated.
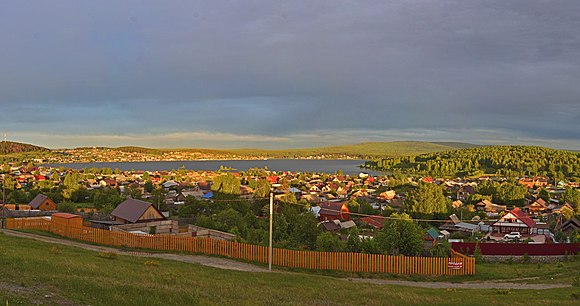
xmin=0 ymin=0 xmax=579 ymax=148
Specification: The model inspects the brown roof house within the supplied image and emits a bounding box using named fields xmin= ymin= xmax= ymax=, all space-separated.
xmin=111 ymin=199 xmax=166 ymax=224
xmin=28 ymin=194 xmax=57 ymax=211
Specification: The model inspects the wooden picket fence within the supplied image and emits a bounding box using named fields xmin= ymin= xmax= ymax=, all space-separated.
xmin=4 ymin=218 xmax=475 ymax=275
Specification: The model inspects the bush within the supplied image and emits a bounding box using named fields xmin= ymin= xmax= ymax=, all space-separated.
xmin=573 ymin=276 xmax=580 ymax=288
xmin=496 ymin=289 xmax=512 ymax=295
xmin=58 ymin=201 xmax=77 ymax=213
xmin=144 ymin=260 xmax=160 ymax=267
xmin=522 ymin=253 xmax=531 ymax=263
xmin=98 ymin=252 xmax=118 ymax=260
xmin=50 ymin=246 xmax=62 ymax=254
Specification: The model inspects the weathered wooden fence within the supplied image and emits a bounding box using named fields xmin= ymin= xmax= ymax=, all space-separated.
xmin=5 ymin=218 xmax=475 ymax=275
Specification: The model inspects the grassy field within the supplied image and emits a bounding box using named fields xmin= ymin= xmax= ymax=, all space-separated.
xmin=0 ymin=233 xmax=579 ymax=305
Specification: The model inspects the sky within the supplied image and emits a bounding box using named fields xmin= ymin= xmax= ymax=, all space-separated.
xmin=1 ymin=1 xmax=579 ymax=150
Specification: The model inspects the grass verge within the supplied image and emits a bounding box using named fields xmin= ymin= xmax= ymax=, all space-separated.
xmin=0 ymin=233 xmax=579 ymax=305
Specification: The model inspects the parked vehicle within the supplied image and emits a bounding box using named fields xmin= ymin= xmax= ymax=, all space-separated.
xmin=503 ymin=232 xmax=521 ymax=240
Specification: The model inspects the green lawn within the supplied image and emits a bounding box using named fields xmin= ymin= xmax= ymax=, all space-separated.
xmin=0 ymin=233 xmax=579 ymax=305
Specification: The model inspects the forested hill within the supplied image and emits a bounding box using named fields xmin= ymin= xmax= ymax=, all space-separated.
xmin=1 ymin=141 xmax=49 ymax=154
xmin=363 ymin=146 xmax=580 ymax=180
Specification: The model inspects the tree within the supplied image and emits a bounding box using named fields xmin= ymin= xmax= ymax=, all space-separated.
xmin=375 ymin=213 xmax=423 ymax=256
xmin=561 ymin=205 xmax=575 ymax=220
xmin=144 ymin=180 xmax=154 ymax=193
xmin=62 ymin=173 xmax=81 ymax=200
xmin=538 ymin=188 xmax=550 ymax=203
xmin=561 ymin=188 xmax=580 ymax=212
xmin=316 ymin=232 xmax=346 ymax=252
xmin=405 ymin=182 xmax=448 ymax=215
xmin=252 ymin=179 xmax=271 ymax=199
xmin=58 ymin=201 xmax=77 ymax=213
xmin=212 ymin=173 xmax=241 ymax=195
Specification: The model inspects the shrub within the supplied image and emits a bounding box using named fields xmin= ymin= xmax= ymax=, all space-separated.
xmin=496 ymin=289 xmax=512 ymax=295
xmin=573 ymin=276 xmax=580 ymax=288
xmin=98 ymin=252 xmax=118 ymax=260
xmin=473 ymin=243 xmax=482 ymax=263
xmin=50 ymin=246 xmax=61 ymax=254
xmin=522 ymin=253 xmax=531 ymax=263
xmin=58 ymin=201 xmax=77 ymax=213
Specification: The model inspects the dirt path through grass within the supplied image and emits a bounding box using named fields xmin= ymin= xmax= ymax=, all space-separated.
xmin=2 ymin=229 xmax=572 ymax=290
xmin=1 ymin=229 xmax=268 ymax=272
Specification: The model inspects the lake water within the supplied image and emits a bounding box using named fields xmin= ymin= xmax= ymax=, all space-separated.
xmin=45 ymin=159 xmax=387 ymax=176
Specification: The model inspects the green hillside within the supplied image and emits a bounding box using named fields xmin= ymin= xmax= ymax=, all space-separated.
xmin=113 ymin=141 xmax=478 ymax=159
xmin=364 ymin=145 xmax=580 ymax=179
xmin=0 ymin=233 xmax=577 ymax=305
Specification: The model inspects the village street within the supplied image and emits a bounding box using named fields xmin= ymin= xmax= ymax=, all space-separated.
xmin=2 ymin=230 xmax=571 ymax=290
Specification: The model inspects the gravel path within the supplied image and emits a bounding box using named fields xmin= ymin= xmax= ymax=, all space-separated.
xmin=2 ymin=229 xmax=572 ymax=290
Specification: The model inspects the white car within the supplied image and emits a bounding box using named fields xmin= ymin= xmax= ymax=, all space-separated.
xmin=504 ymin=232 xmax=521 ymax=240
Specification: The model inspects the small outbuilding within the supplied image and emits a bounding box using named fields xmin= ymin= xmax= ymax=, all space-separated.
xmin=51 ymin=213 xmax=83 ymax=228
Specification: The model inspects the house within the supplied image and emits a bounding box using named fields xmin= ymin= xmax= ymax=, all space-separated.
xmin=319 ymin=202 xmax=350 ymax=221
xmin=424 ymin=227 xmax=440 ymax=248
xmin=359 ymin=215 xmax=386 ymax=229
xmin=524 ymin=198 xmax=548 ymax=215
xmin=319 ymin=220 xmax=341 ymax=231
xmin=176 ymin=190 xmax=204 ymax=202
xmin=111 ymin=199 xmax=166 ymax=224
xmin=162 ymin=180 xmax=179 ymax=189
xmin=518 ymin=176 xmax=549 ymax=188
xmin=451 ymin=200 xmax=463 ymax=209
xmin=28 ymin=194 xmax=57 ymax=211
xmin=439 ymin=214 xmax=480 ymax=234
xmin=476 ymin=200 xmax=506 ymax=213
xmin=556 ymin=217 xmax=580 ymax=236
xmin=492 ymin=207 xmax=536 ymax=234
xmin=378 ymin=190 xmax=396 ymax=201
xmin=100 ymin=179 xmax=118 ymax=188
xmin=456 ymin=185 xmax=475 ymax=201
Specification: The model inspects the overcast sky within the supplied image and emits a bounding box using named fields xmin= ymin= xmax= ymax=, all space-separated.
xmin=1 ymin=1 xmax=579 ymax=149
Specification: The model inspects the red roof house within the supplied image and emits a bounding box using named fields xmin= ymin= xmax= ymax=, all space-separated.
xmin=319 ymin=202 xmax=350 ymax=221
xmin=359 ymin=216 xmax=386 ymax=229
xmin=492 ymin=207 xmax=536 ymax=234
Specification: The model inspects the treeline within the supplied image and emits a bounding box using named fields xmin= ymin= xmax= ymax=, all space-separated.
xmin=364 ymin=146 xmax=580 ymax=180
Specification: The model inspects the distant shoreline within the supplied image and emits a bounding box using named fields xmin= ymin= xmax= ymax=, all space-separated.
xmin=42 ymin=159 xmax=387 ymax=176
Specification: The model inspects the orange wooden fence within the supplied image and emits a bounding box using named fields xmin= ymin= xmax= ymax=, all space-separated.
xmin=4 ymin=218 xmax=475 ymax=275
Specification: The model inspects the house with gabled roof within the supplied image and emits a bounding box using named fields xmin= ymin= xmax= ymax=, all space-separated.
xmin=319 ymin=202 xmax=350 ymax=221
xmin=556 ymin=217 xmax=580 ymax=236
xmin=359 ymin=215 xmax=385 ymax=229
xmin=111 ymin=199 xmax=165 ymax=224
xmin=492 ymin=207 xmax=536 ymax=234
xmin=28 ymin=194 xmax=57 ymax=211
xmin=476 ymin=199 xmax=506 ymax=213
xmin=524 ymin=198 xmax=548 ymax=215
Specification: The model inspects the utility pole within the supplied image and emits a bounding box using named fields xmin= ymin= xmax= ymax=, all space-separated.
xmin=1 ymin=131 xmax=6 ymax=225
xmin=268 ymin=191 xmax=273 ymax=272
